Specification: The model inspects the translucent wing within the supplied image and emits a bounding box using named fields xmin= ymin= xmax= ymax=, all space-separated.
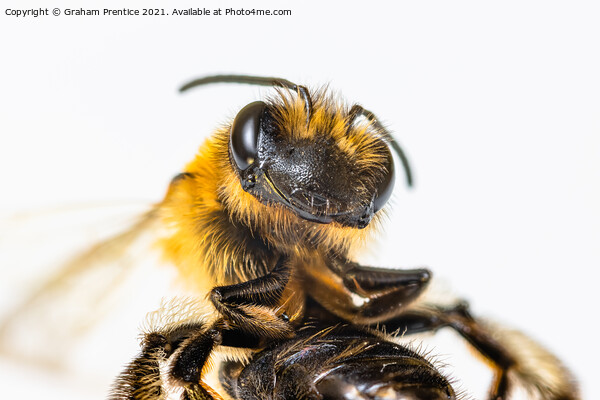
xmin=0 ymin=202 xmax=179 ymax=373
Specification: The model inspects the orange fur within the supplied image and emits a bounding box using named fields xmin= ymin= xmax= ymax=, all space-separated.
xmin=157 ymin=88 xmax=387 ymax=302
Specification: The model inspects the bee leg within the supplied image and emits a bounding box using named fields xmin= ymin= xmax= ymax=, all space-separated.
xmin=169 ymin=326 xmax=223 ymax=397
xmin=380 ymin=304 xmax=513 ymax=399
xmin=305 ymin=256 xmax=430 ymax=324
xmin=111 ymin=323 xmax=224 ymax=400
xmin=380 ymin=303 xmax=579 ymax=400
xmin=210 ymin=256 xmax=294 ymax=339
xmin=110 ymin=332 xmax=166 ymax=400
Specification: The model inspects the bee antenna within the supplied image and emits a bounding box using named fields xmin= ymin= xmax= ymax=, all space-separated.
xmin=179 ymin=74 xmax=312 ymax=125
xmin=347 ymin=105 xmax=413 ymax=187
xmin=389 ymin=139 xmax=413 ymax=187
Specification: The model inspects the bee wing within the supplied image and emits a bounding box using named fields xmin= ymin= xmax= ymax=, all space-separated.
xmin=0 ymin=203 xmax=177 ymax=370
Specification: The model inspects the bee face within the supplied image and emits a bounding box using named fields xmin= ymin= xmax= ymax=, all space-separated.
xmin=229 ymin=90 xmax=395 ymax=229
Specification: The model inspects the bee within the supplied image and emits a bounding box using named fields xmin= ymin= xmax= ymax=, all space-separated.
xmin=1 ymin=75 xmax=579 ymax=400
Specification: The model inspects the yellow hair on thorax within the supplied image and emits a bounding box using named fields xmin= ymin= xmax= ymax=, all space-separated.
xmin=158 ymin=87 xmax=388 ymax=291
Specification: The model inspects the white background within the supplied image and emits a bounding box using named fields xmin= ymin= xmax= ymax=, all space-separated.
xmin=0 ymin=1 xmax=598 ymax=399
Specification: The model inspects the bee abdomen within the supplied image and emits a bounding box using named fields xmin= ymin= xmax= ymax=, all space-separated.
xmin=220 ymin=328 xmax=455 ymax=400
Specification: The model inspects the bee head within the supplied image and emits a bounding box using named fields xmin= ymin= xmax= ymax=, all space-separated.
xmin=228 ymin=89 xmax=398 ymax=229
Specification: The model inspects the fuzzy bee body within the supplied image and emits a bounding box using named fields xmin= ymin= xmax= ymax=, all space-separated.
xmin=0 ymin=75 xmax=579 ymax=400
xmin=155 ymin=83 xmax=404 ymax=335
xmin=158 ymin=87 xmax=387 ymax=289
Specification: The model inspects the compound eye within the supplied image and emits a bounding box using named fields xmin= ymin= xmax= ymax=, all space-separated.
xmin=230 ymin=101 xmax=266 ymax=170
xmin=373 ymin=145 xmax=395 ymax=213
